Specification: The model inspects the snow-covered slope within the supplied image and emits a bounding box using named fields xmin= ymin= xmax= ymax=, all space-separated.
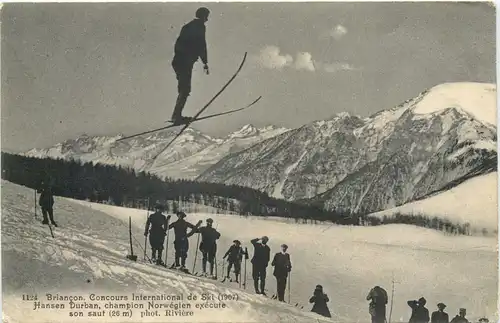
xmin=24 ymin=125 xmax=289 ymax=180
xmin=3 ymin=181 xmax=496 ymax=322
xmin=1 ymin=180 xmax=331 ymax=323
xmin=371 ymin=172 xmax=498 ymax=231
xmin=198 ymin=82 xmax=497 ymax=214
xmin=412 ymin=82 xmax=496 ymax=126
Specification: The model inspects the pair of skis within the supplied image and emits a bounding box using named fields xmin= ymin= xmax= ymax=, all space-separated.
xmin=116 ymin=52 xmax=262 ymax=162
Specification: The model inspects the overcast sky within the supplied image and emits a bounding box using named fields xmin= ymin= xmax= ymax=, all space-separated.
xmin=1 ymin=2 xmax=495 ymax=152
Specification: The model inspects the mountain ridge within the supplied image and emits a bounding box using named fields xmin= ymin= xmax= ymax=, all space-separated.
xmin=197 ymin=82 xmax=497 ymax=214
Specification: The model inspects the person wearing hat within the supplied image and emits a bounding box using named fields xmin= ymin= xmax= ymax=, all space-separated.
xmin=309 ymin=284 xmax=331 ymax=318
xmin=144 ymin=204 xmax=169 ymax=265
xmin=167 ymin=211 xmax=202 ymax=271
xmin=250 ymin=236 xmax=271 ymax=295
xmin=223 ymin=240 xmax=246 ymax=282
xmin=366 ymin=285 xmax=388 ymax=323
xmin=271 ymin=244 xmax=292 ymax=302
xmin=188 ymin=218 xmax=220 ymax=278
xmin=170 ymin=7 xmax=211 ymax=125
xmin=431 ymin=303 xmax=449 ymax=323
xmin=408 ymin=297 xmax=430 ymax=323
xmin=450 ymin=308 xmax=469 ymax=323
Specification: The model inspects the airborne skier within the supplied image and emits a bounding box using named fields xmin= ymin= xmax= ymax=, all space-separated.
xmin=189 ymin=218 xmax=220 ymax=278
xmin=167 ymin=211 xmax=201 ymax=272
xmin=144 ymin=204 xmax=169 ymax=265
xmin=170 ymin=7 xmax=210 ymax=125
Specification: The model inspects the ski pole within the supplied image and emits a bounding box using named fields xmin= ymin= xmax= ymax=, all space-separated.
xmin=214 ymin=251 xmax=218 ymax=279
xmin=192 ymin=232 xmax=200 ymax=273
xmin=164 ymin=218 xmax=170 ymax=267
xmin=288 ymin=272 xmax=291 ymax=303
xmin=239 ymin=259 xmax=242 ymax=288
xmin=243 ymin=248 xmax=248 ymax=289
xmin=389 ymin=274 xmax=395 ymax=323
xmin=221 ymin=259 xmax=225 ymax=280
xmin=34 ymin=189 xmax=37 ymax=218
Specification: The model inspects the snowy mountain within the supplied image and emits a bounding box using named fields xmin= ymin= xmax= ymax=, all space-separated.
xmin=2 ymin=180 xmax=497 ymax=322
xmin=198 ymin=82 xmax=497 ymax=214
xmin=371 ymin=172 xmax=498 ymax=232
xmin=24 ymin=125 xmax=289 ymax=180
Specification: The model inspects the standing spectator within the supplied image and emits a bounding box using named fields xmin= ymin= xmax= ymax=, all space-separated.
xmin=450 ymin=308 xmax=469 ymax=323
xmin=408 ymin=297 xmax=430 ymax=323
xmin=431 ymin=303 xmax=449 ymax=323
xmin=250 ymin=236 xmax=270 ymax=295
xmin=366 ymin=285 xmax=388 ymax=323
xmin=271 ymin=244 xmax=292 ymax=302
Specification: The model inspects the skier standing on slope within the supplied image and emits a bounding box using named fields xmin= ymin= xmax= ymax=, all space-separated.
xmin=309 ymin=285 xmax=331 ymax=318
xmin=167 ymin=211 xmax=201 ymax=271
xmin=170 ymin=7 xmax=210 ymax=125
xmin=431 ymin=303 xmax=449 ymax=323
xmin=222 ymin=240 xmax=246 ymax=282
xmin=408 ymin=297 xmax=430 ymax=323
xmin=188 ymin=218 xmax=220 ymax=278
xmin=250 ymin=236 xmax=270 ymax=295
xmin=271 ymin=244 xmax=292 ymax=302
xmin=38 ymin=183 xmax=57 ymax=227
xmin=366 ymin=285 xmax=388 ymax=323
xmin=144 ymin=204 xmax=169 ymax=266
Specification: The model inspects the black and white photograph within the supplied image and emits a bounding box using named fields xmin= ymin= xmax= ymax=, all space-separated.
xmin=1 ymin=1 xmax=497 ymax=323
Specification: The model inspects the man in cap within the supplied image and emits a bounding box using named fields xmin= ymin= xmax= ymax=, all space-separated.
xmin=450 ymin=308 xmax=469 ymax=323
xmin=431 ymin=303 xmax=449 ymax=323
xmin=170 ymin=7 xmax=211 ymax=125
xmin=408 ymin=297 xmax=430 ymax=323
xmin=223 ymin=240 xmax=245 ymax=282
xmin=271 ymin=243 xmax=292 ymax=302
xmin=167 ymin=211 xmax=201 ymax=271
xmin=189 ymin=218 xmax=220 ymax=278
xmin=366 ymin=285 xmax=388 ymax=323
xmin=250 ymin=236 xmax=271 ymax=295
xmin=144 ymin=204 xmax=169 ymax=265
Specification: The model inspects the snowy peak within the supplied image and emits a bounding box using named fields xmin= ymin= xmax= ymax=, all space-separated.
xmin=228 ymin=124 xmax=259 ymax=138
xmin=23 ymin=123 xmax=286 ymax=180
xmin=412 ymin=82 xmax=497 ymax=126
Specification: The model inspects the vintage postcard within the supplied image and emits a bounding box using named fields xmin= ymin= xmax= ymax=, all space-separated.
xmin=1 ymin=1 xmax=497 ymax=323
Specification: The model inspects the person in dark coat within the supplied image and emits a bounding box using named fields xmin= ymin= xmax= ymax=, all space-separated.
xmin=271 ymin=244 xmax=292 ymax=302
xmin=450 ymin=308 xmax=469 ymax=323
xmin=223 ymin=240 xmax=245 ymax=282
xmin=144 ymin=204 xmax=169 ymax=265
xmin=309 ymin=285 xmax=331 ymax=318
xmin=38 ymin=184 xmax=57 ymax=226
xmin=167 ymin=211 xmax=201 ymax=270
xmin=250 ymin=236 xmax=270 ymax=295
xmin=189 ymin=218 xmax=220 ymax=278
xmin=170 ymin=7 xmax=210 ymax=125
xmin=366 ymin=285 xmax=388 ymax=323
xmin=408 ymin=297 xmax=430 ymax=323
xmin=431 ymin=303 xmax=449 ymax=323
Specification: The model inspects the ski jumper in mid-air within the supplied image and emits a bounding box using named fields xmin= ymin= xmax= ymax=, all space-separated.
xmin=171 ymin=7 xmax=210 ymax=125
